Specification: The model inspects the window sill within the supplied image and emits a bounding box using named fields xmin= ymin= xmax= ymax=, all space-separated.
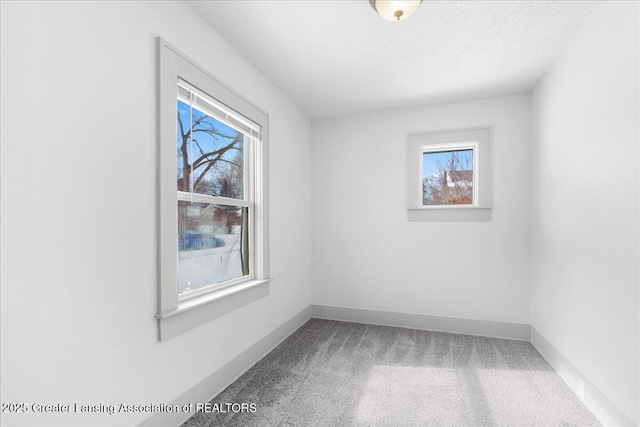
xmin=408 ymin=206 xmax=492 ymax=222
xmin=156 ymin=279 xmax=271 ymax=340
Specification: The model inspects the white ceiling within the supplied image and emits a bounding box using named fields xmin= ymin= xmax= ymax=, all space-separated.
xmin=187 ymin=0 xmax=599 ymax=118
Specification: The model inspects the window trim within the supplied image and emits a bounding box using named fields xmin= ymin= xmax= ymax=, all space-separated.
xmin=156 ymin=38 xmax=270 ymax=341
xmin=408 ymin=127 xmax=492 ymax=221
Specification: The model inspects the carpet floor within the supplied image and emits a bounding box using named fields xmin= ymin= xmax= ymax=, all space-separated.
xmin=182 ymin=319 xmax=601 ymax=427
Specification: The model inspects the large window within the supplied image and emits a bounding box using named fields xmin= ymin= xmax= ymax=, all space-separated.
xmin=157 ymin=39 xmax=269 ymax=340
xmin=408 ymin=127 xmax=491 ymax=221
xmin=176 ymin=81 xmax=255 ymax=300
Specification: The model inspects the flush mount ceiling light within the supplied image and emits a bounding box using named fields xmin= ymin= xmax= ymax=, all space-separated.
xmin=369 ymin=0 xmax=423 ymax=21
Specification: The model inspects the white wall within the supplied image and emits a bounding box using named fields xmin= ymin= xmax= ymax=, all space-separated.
xmin=311 ymin=93 xmax=531 ymax=325
xmin=0 ymin=1 xmax=311 ymax=426
xmin=530 ymin=1 xmax=639 ymax=424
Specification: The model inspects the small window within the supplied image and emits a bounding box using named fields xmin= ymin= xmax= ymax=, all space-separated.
xmin=422 ymin=147 xmax=476 ymax=206
xmin=408 ymin=128 xmax=491 ymax=221
xmin=157 ymin=39 xmax=270 ymax=340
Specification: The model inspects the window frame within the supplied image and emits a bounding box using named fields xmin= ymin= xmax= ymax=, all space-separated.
xmin=408 ymin=127 xmax=492 ymax=221
xmin=156 ymin=38 xmax=270 ymax=341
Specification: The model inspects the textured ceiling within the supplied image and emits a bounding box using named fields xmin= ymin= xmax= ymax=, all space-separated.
xmin=187 ymin=0 xmax=599 ymax=118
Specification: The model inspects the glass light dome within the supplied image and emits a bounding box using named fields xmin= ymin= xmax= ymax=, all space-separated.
xmin=369 ymin=0 xmax=422 ymax=21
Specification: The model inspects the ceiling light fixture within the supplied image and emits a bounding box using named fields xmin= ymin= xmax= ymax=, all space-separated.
xmin=369 ymin=0 xmax=422 ymax=22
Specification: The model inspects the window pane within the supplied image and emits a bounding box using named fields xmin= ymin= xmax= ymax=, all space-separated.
xmin=422 ymin=149 xmax=473 ymax=205
xmin=177 ymin=201 xmax=249 ymax=295
xmin=176 ymin=100 xmax=244 ymax=199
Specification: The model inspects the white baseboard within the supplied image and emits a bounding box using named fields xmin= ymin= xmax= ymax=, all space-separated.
xmin=311 ymin=304 xmax=531 ymax=340
xmin=531 ymin=327 xmax=636 ymax=427
xmin=138 ymin=305 xmax=312 ymax=427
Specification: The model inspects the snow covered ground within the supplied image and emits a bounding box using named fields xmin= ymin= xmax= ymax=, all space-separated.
xmin=177 ymin=234 xmax=242 ymax=293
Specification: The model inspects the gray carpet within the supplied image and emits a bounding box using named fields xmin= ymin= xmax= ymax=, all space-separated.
xmin=182 ymin=319 xmax=601 ymax=427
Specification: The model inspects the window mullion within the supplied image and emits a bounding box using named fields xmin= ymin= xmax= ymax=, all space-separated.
xmin=177 ymin=191 xmax=252 ymax=207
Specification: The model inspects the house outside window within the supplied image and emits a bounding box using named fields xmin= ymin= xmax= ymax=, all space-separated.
xmin=422 ymin=148 xmax=475 ymax=206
